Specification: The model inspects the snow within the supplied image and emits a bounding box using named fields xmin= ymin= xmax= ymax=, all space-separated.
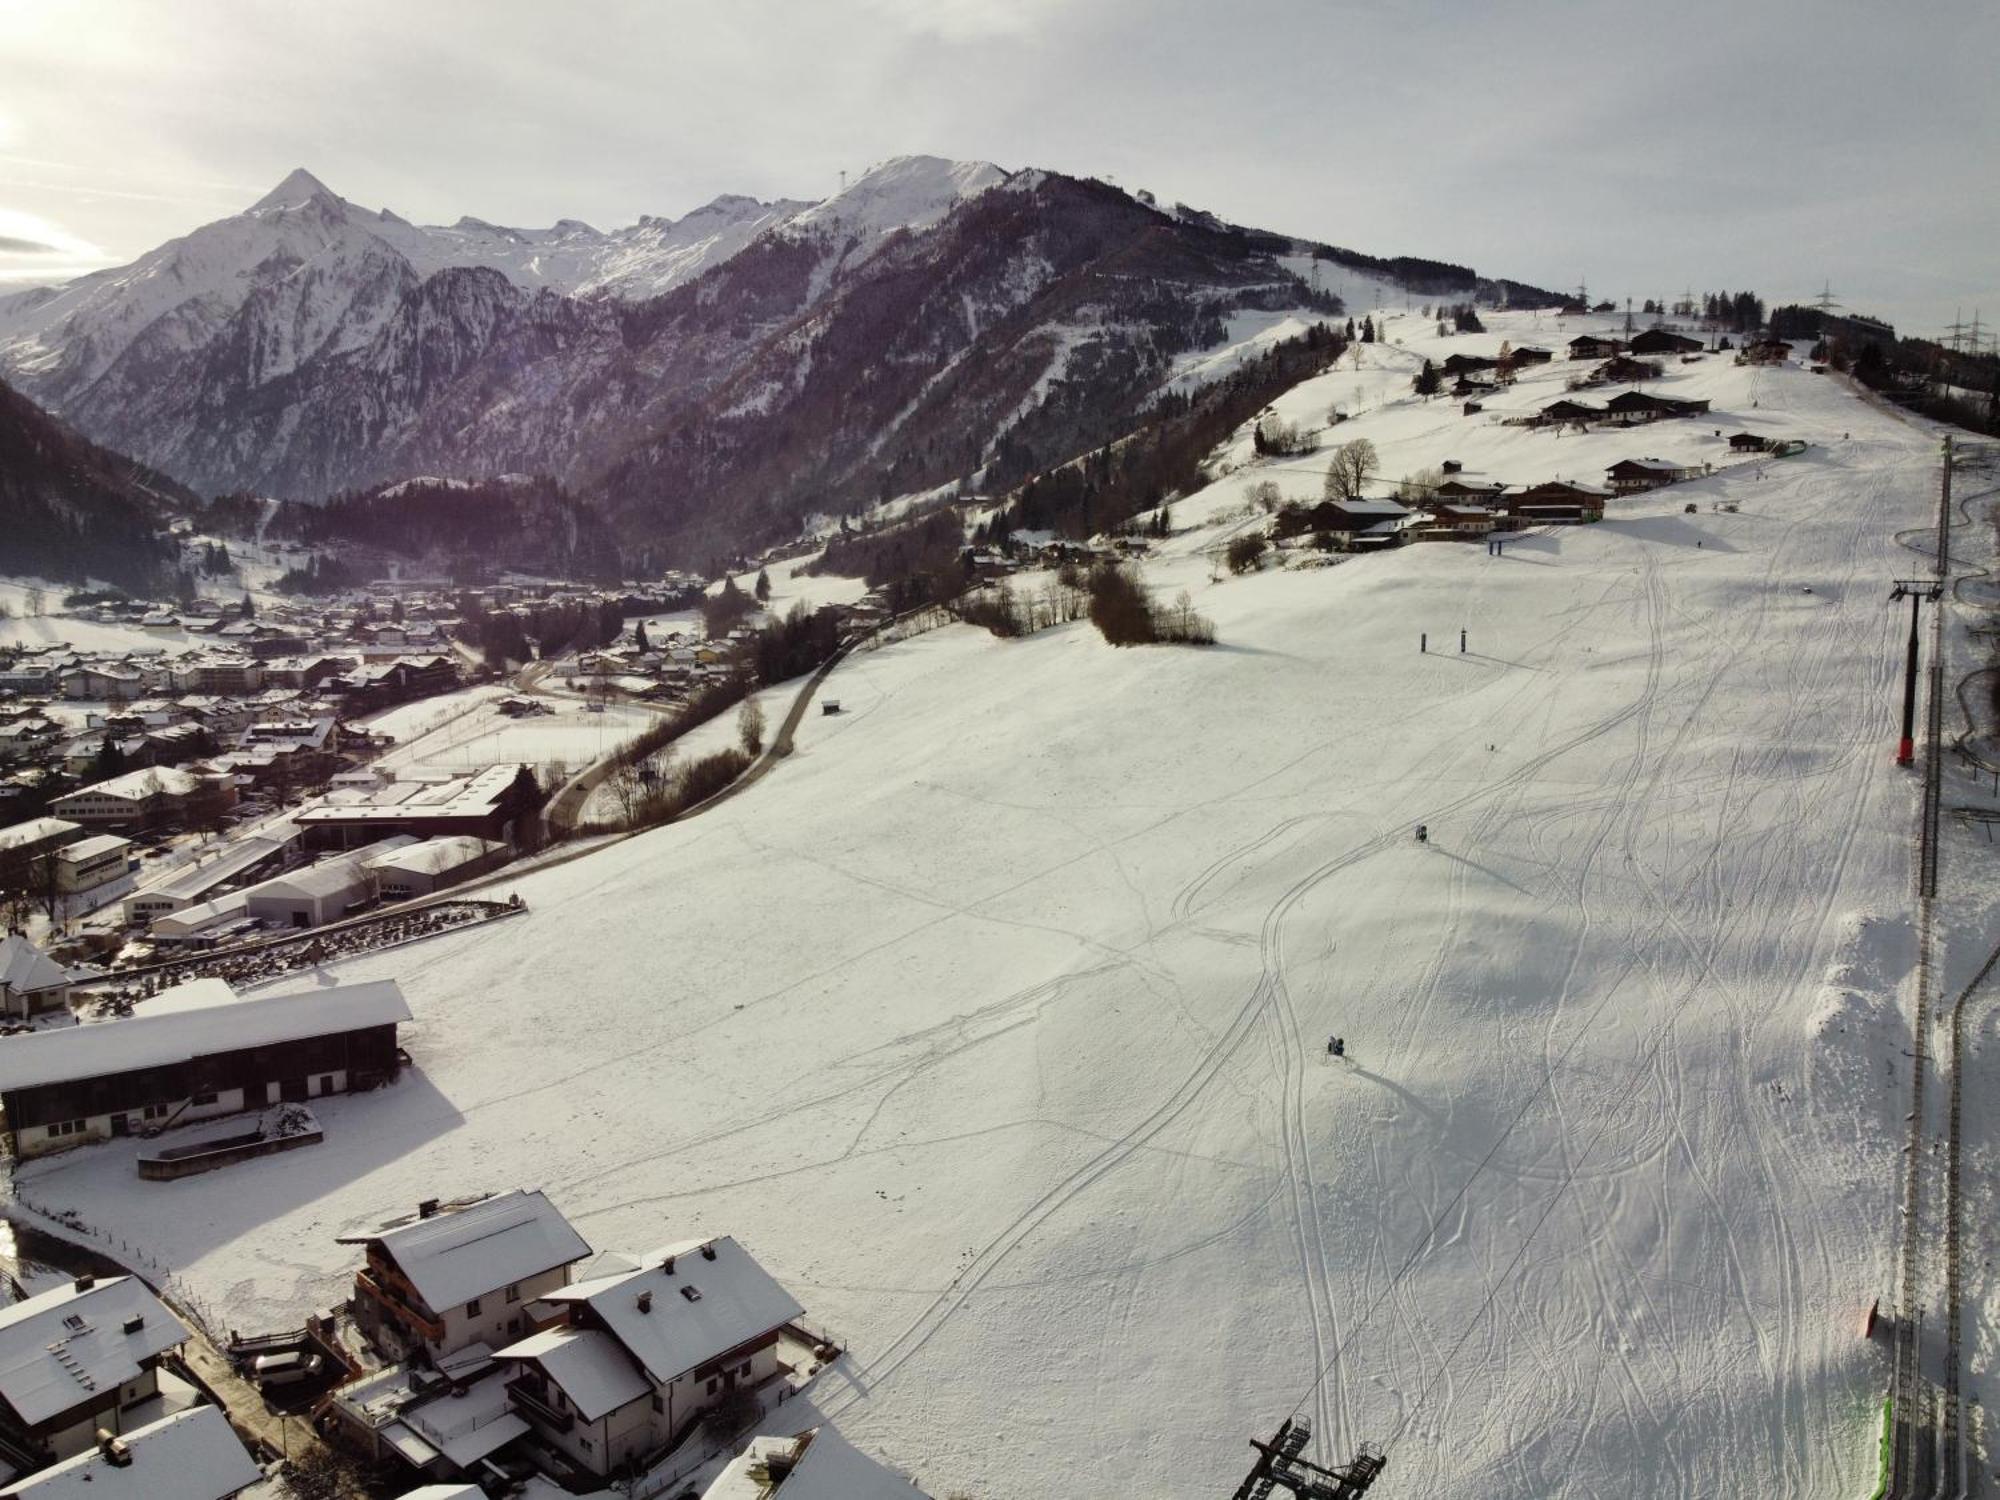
xmin=6 ymin=315 xmax=1960 ymax=1500
xmin=364 ymin=685 xmax=656 ymax=783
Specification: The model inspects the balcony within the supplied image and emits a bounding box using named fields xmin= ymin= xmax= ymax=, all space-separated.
xmin=505 ymin=1377 xmax=573 ymax=1434
xmin=353 ymin=1269 xmax=445 ymax=1344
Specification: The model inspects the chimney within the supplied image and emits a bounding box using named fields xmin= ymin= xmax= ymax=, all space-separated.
xmin=637 ymin=1291 xmax=653 ymax=1315
xmin=700 ymin=1244 xmax=717 ymax=1262
xmin=418 ymin=1198 xmax=439 ymax=1220
xmin=96 ymin=1429 xmax=132 ymax=1467
xmin=73 ymin=1275 xmax=95 ymax=1293
xmin=662 ymin=1256 xmax=674 ymax=1275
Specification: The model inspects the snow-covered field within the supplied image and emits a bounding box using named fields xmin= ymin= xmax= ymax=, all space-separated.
xmin=364 ymin=684 xmax=656 ymax=782
xmin=14 ymin=314 xmax=1969 ymax=1499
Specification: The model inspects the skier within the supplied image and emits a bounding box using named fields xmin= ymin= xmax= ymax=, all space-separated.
xmin=1330 ymin=1036 xmax=1346 ymax=1058
xmin=1415 ymin=824 xmax=1428 ymax=844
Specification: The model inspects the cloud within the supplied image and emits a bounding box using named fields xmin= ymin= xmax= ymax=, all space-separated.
xmin=0 ymin=235 xmax=57 ymax=255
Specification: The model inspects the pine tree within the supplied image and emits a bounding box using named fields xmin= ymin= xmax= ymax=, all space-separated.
xmin=754 ymin=568 xmax=772 ymax=603
xmin=1361 ymin=316 xmax=1376 ymax=344
xmin=1413 ymin=359 xmax=1442 ymax=397
xmin=635 ymin=620 xmax=651 ymax=651
xmin=239 ymin=592 xmax=255 ymax=619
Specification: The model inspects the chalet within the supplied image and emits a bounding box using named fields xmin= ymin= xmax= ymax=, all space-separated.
xmin=1567 ymin=334 xmax=1624 ymax=359
xmin=701 ymin=1424 xmax=933 ymax=1500
xmin=0 ymin=1277 xmax=189 ymax=1467
xmin=48 ymin=768 xmax=233 ymax=833
xmin=1603 ymin=390 xmax=1711 ymax=425
xmin=0 ymin=978 xmax=410 ymax=1157
xmin=0 ymin=936 xmax=72 ymax=1022
xmin=1628 ymin=328 xmax=1702 ymax=356
xmin=495 ymin=1236 xmax=810 ymax=1480
xmin=1538 ymin=399 xmax=1600 ymax=427
xmin=1510 ymin=346 xmax=1554 ymax=365
xmin=294 ymin=765 xmax=543 ymax=852
xmin=345 ymin=1190 xmax=592 ymax=1361
xmin=1508 ymin=481 xmax=1610 ymax=524
xmin=1729 ymin=432 xmax=1770 ymax=452
xmin=1606 ymin=458 xmax=1696 ymax=495
xmin=1440 ymin=354 xmax=1497 ymax=378
xmin=1740 ymin=338 xmax=1793 ymax=365
xmin=321 ymin=1355 xmax=524 ymax=1486
xmin=1414 ymin=505 xmax=1500 ymax=541
xmin=0 ymin=1405 xmax=261 ymax=1500
xmin=1429 ymin=478 xmax=1505 ymax=508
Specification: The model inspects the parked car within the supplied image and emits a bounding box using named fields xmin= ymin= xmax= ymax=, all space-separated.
xmin=253 ymin=1350 xmax=324 ymax=1387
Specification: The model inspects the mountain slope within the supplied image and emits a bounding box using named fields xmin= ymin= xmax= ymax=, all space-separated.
xmin=0 ymin=158 xmax=1552 ymax=565
xmin=0 ymin=377 xmax=189 ymax=590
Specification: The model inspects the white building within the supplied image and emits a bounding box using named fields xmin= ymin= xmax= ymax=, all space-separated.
xmin=53 ymin=834 xmax=132 ymax=896
xmin=239 ymin=838 xmax=415 ymax=929
xmin=48 ymin=769 xmax=228 ymax=832
xmin=494 ymin=1236 xmax=807 ymax=1478
xmin=0 ymin=936 xmax=71 ymax=1021
xmin=0 ymin=1277 xmax=189 ymax=1466
xmin=0 ymin=1405 xmax=260 ymax=1500
xmin=346 ymin=1190 xmax=593 ymax=1361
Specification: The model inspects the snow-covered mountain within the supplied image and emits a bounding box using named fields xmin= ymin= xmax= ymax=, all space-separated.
xmin=0 ymin=156 xmax=1544 ymax=561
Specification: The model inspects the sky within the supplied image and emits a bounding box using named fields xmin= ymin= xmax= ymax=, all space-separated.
xmin=1 ymin=0 xmax=1995 ymax=340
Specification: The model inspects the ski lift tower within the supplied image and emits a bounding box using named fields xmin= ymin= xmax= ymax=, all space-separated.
xmin=1889 ymin=577 xmax=1943 ymax=766
xmin=1231 ymin=1419 xmax=1386 ymax=1500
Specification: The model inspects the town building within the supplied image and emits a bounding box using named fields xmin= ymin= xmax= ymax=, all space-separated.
xmin=0 ymin=1277 xmax=189 ymax=1467
xmin=365 ymin=837 xmax=509 ymax=901
xmin=344 ymin=1189 xmax=593 ymax=1361
xmin=294 ymin=766 xmax=542 ymax=852
xmin=53 ymin=835 xmax=134 ymax=899
xmin=239 ymin=838 xmax=414 ymax=929
xmin=494 ymin=1236 xmax=810 ymax=1480
xmin=48 ymin=769 xmax=234 ymax=833
xmin=0 ymin=978 xmax=411 ymax=1157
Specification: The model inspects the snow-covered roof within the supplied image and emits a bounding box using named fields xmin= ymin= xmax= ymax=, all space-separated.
xmin=394 ymin=1487 xmax=485 ymax=1500
xmin=245 ymin=839 xmax=414 ymax=901
xmin=496 ymin=1327 xmax=648 ymax=1421
xmin=364 ymin=1189 xmax=591 ymax=1314
xmin=542 ymin=1236 xmax=803 ymax=1387
xmin=0 ymin=1277 xmax=187 ymax=1428
xmin=363 ymin=836 xmax=505 ymax=879
xmin=57 ymin=833 xmax=131 ymax=863
xmin=1608 ymin=457 xmax=1687 ymax=474
xmin=1329 ymin=499 xmax=1411 ymax=517
xmin=54 ymin=767 xmax=203 ymax=804
xmin=0 ymin=818 xmax=78 ymax=853
xmin=392 ymin=1367 xmax=529 ymax=1469
xmin=701 ymin=1425 xmax=932 ymax=1500
xmin=0 ymin=936 xmax=69 ymax=997
xmin=0 ymin=980 xmax=411 ymax=1094
xmin=0 ymin=1404 xmax=259 ymax=1500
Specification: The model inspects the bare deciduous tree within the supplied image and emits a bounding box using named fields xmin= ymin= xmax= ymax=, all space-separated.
xmin=1322 ymin=439 xmax=1380 ymax=501
xmin=738 ymin=699 xmax=767 ymax=756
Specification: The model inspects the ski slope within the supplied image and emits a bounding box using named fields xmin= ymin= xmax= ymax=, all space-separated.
xmin=11 ymin=316 xmax=1947 ymax=1499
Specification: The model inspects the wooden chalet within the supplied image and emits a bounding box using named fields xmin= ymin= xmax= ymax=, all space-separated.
xmin=1605 ymin=458 xmax=1696 ymax=495
xmin=1538 ymin=399 xmax=1601 ymax=427
xmin=1628 ymin=328 xmax=1703 ymax=356
xmin=1508 ymin=481 xmax=1609 ymax=524
xmin=1510 ymin=346 xmax=1554 ymax=365
xmin=1604 ymin=390 xmax=1711 ymax=424
xmin=1596 ymin=354 xmax=1663 ymax=384
xmin=1729 ymin=432 xmax=1770 ymax=452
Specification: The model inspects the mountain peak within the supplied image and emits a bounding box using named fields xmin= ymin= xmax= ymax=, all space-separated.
xmin=789 ymin=155 xmax=1008 ymax=239
xmin=250 ymin=168 xmax=337 ymax=213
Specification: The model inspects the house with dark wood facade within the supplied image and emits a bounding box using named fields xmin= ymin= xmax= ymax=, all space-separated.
xmin=0 ymin=979 xmax=409 ymax=1158
xmin=1628 ymin=328 xmax=1703 ymax=356
xmin=0 ymin=1276 xmax=190 ymax=1469
xmin=1567 ymin=334 xmax=1624 ymax=359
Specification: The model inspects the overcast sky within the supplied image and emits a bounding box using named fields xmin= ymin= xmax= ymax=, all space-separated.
xmin=2 ymin=0 xmax=1994 ymax=338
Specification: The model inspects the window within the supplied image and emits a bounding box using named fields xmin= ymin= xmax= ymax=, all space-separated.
xmin=465 ymin=1298 xmax=481 ymax=1317
xmin=505 ymin=1284 xmax=520 ymax=1303
xmin=47 ymin=1119 xmax=86 ymax=1139
xmin=317 ymin=1074 xmax=336 ymax=1093
xmin=140 ymin=1104 xmax=168 ymax=1121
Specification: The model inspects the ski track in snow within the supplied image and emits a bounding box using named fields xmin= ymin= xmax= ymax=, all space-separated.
xmin=11 ymin=313 xmax=1961 ymax=1499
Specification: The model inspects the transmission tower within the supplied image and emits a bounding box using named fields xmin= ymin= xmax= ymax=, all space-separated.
xmin=1814 ymin=280 xmax=1840 ymax=314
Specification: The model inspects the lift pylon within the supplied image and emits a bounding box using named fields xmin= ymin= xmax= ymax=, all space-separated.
xmin=1231 ymin=1418 xmax=1386 ymax=1500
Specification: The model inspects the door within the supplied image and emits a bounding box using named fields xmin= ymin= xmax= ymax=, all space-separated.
xmin=280 ymin=1077 xmax=308 ymax=1103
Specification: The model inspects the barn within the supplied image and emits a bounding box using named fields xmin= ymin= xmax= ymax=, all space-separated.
xmin=0 ymin=979 xmax=410 ymax=1158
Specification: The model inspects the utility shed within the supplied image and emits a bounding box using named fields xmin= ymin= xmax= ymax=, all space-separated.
xmin=0 ymin=979 xmax=410 ymax=1158
xmin=0 ymin=1405 xmax=261 ymax=1500
xmin=241 ymin=837 xmax=415 ymax=929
